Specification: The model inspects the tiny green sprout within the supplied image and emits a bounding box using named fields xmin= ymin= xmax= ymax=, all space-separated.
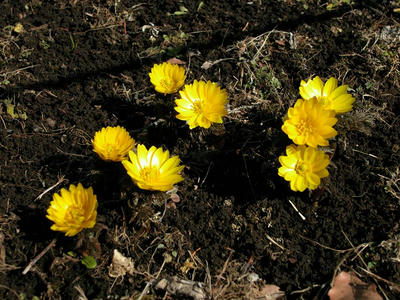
xmin=67 ymin=251 xmax=77 ymax=257
xmin=174 ymin=5 xmax=189 ymax=16
xmin=3 ymin=99 xmax=28 ymax=120
xmin=81 ymin=255 xmax=97 ymax=269
xmin=69 ymin=33 xmax=76 ymax=50
xmin=167 ymin=46 xmax=180 ymax=57
xmin=4 ymin=25 xmax=14 ymax=32
xmin=39 ymin=39 xmax=50 ymax=49
xmin=197 ymin=1 xmax=205 ymax=11
xmin=326 ymin=0 xmax=354 ymax=10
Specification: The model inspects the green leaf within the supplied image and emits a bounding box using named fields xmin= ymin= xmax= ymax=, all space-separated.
xmin=367 ymin=261 xmax=377 ymax=269
xmin=81 ymin=256 xmax=97 ymax=269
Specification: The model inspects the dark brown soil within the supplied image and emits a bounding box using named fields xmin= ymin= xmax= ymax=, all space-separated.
xmin=1 ymin=1 xmax=400 ymax=299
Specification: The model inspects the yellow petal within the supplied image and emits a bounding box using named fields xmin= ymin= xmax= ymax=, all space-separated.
xmin=300 ymin=77 xmax=324 ymax=100
xmin=286 ymin=144 xmax=298 ymax=156
xmin=293 ymin=135 xmax=306 ymax=145
xmin=284 ymin=170 xmax=297 ymax=181
xmin=136 ymin=144 xmax=149 ymax=168
xmin=316 ymin=168 xmax=329 ymax=178
xmin=304 ymin=146 xmax=316 ymax=161
xmin=290 ymin=179 xmax=298 ymax=191
xmin=160 ymin=156 xmax=181 ymax=173
xmin=322 ymin=77 xmax=338 ymax=98
xmin=306 ymin=173 xmax=320 ymax=186
xmin=326 ymin=94 xmax=355 ymax=114
xmin=328 ymin=85 xmax=348 ymax=100
xmin=279 ymin=155 xmax=297 ymax=168
xmin=296 ymin=176 xmax=308 ymax=192
xmin=309 ymin=77 xmax=324 ymax=95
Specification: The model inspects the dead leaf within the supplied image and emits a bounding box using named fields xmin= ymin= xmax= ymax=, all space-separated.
xmin=252 ymin=284 xmax=285 ymax=300
xmin=108 ymin=249 xmax=134 ymax=278
xmin=275 ymin=40 xmax=286 ymax=46
xmin=201 ymin=61 xmax=213 ymax=70
xmin=167 ymin=193 xmax=180 ymax=209
xmin=155 ymin=277 xmax=206 ymax=300
xmin=170 ymin=193 xmax=180 ymax=203
xmin=180 ymin=258 xmax=196 ymax=274
xmin=201 ymin=58 xmax=234 ymax=70
xmin=328 ymin=271 xmax=383 ymax=300
xmin=167 ymin=57 xmax=185 ymax=65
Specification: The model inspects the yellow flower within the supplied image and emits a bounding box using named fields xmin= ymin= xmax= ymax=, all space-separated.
xmin=92 ymin=126 xmax=135 ymax=162
xmin=122 ymin=144 xmax=184 ymax=191
xmin=299 ymin=76 xmax=355 ymax=114
xmin=282 ymin=98 xmax=338 ymax=147
xmin=46 ymin=183 xmax=98 ymax=237
xmin=278 ymin=144 xmax=330 ymax=192
xmin=174 ymin=80 xmax=228 ymax=129
xmin=149 ymin=62 xmax=186 ymax=94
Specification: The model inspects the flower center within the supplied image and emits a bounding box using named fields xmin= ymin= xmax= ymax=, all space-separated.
xmin=140 ymin=167 xmax=159 ymax=181
xmin=160 ymin=78 xmax=173 ymax=90
xmin=296 ymin=119 xmax=313 ymax=136
xmin=107 ymin=144 xmax=115 ymax=154
xmin=66 ymin=206 xmax=85 ymax=223
xmin=295 ymin=160 xmax=308 ymax=176
xmin=192 ymin=100 xmax=203 ymax=114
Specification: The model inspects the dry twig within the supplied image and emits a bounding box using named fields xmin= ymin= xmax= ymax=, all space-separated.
xmin=35 ymin=175 xmax=66 ymax=201
xmin=22 ymin=238 xmax=56 ymax=275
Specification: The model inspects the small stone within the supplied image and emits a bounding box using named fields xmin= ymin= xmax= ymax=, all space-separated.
xmin=46 ymin=118 xmax=56 ymax=128
xmin=247 ymin=272 xmax=259 ymax=282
